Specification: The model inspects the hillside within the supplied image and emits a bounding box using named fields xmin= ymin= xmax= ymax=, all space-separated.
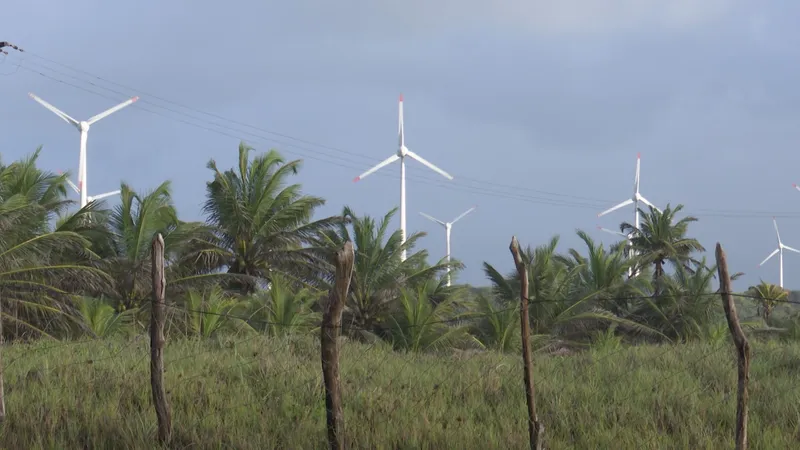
xmin=2 ymin=336 xmax=798 ymax=449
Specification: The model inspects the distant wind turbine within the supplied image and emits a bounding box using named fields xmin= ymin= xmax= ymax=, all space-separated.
xmin=29 ymin=92 xmax=137 ymax=208
xmin=353 ymin=94 xmax=453 ymax=261
xmin=758 ymin=217 xmax=800 ymax=288
xmin=420 ymin=206 xmax=476 ymax=286
xmin=597 ymin=153 xmax=660 ymax=277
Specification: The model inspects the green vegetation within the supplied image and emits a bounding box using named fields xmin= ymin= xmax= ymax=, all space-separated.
xmin=1 ymin=144 xmax=800 ymax=448
xmin=3 ymin=337 xmax=799 ymax=449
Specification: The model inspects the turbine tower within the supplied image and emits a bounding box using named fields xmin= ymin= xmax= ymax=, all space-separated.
xmin=29 ymin=92 xmax=138 ymax=208
xmin=353 ymin=94 xmax=453 ymax=261
xmin=758 ymin=217 xmax=800 ymax=288
xmin=597 ymin=225 xmax=633 ymax=278
xmin=597 ymin=153 xmax=660 ymax=276
xmin=420 ymin=206 xmax=476 ymax=286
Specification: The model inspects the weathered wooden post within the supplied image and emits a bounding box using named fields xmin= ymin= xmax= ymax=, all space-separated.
xmin=321 ymin=241 xmax=355 ymax=450
xmin=510 ymin=236 xmax=543 ymax=450
xmin=715 ymin=243 xmax=750 ymax=450
xmin=150 ymin=233 xmax=171 ymax=443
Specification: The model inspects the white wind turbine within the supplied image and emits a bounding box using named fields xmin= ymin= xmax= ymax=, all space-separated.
xmin=29 ymin=92 xmax=137 ymax=208
xmin=420 ymin=206 xmax=476 ymax=286
xmin=597 ymin=153 xmax=660 ymax=276
xmin=353 ymin=94 xmax=453 ymax=261
xmin=758 ymin=217 xmax=800 ymax=288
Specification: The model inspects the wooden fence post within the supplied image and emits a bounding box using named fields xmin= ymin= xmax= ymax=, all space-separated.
xmin=321 ymin=241 xmax=355 ymax=450
xmin=0 ymin=293 xmax=5 ymax=423
xmin=510 ymin=236 xmax=544 ymax=450
xmin=715 ymin=243 xmax=750 ymax=450
xmin=150 ymin=233 xmax=172 ymax=444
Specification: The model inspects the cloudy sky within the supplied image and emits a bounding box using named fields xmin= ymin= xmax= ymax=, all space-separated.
xmin=3 ymin=0 xmax=800 ymax=289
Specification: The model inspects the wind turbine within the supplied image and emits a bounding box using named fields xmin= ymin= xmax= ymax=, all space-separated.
xmin=353 ymin=94 xmax=453 ymax=261
xmin=597 ymin=225 xmax=634 ymax=278
xmin=596 ymin=153 xmax=660 ymax=276
xmin=29 ymin=92 xmax=138 ymax=208
xmin=420 ymin=206 xmax=476 ymax=286
xmin=758 ymin=217 xmax=800 ymax=288
xmin=57 ymin=170 xmax=121 ymax=204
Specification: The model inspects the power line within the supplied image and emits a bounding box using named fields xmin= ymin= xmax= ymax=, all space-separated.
xmin=8 ymin=54 xmax=800 ymax=220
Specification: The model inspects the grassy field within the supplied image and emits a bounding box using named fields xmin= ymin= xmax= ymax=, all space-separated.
xmin=1 ymin=335 xmax=799 ymax=449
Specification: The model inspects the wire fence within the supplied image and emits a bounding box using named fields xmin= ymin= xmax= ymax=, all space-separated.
xmin=2 ymin=244 xmax=800 ymax=448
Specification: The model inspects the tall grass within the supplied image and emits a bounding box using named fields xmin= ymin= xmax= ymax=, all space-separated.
xmin=1 ymin=336 xmax=798 ymax=449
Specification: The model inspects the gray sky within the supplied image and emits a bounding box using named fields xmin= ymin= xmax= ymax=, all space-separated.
xmin=3 ymin=0 xmax=800 ymax=289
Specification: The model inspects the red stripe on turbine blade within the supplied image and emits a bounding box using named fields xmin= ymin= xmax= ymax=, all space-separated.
xmin=352 ymin=177 xmax=360 ymax=182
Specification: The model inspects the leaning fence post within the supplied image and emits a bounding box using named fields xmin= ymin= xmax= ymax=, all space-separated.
xmin=510 ymin=236 xmax=544 ymax=450
xmin=715 ymin=243 xmax=750 ymax=450
xmin=150 ymin=233 xmax=172 ymax=444
xmin=321 ymin=241 xmax=355 ymax=450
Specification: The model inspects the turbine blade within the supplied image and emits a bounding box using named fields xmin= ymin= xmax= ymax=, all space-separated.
xmin=404 ymin=149 xmax=453 ymax=180
xmin=29 ymin=93 xmax=79 ymax=127
xmin=596 ymin=225 xmax=626 ymax=237
xmin=398 ymin=93 xmax=404 ymax=148
xmin=353 ymin=154 xmax=400 ymax=182
xmin=65 ymin=178 xmax=80 ymax=194
xmin=634 ymin=152 xmax=641 ymax=194
xmin=451 ymin=206 xmax=477 ymax=224
xmin=597 ymin=198 xmax=634 ymax=217
xmin=637 ymin=195 xmax=661 ymax=212
xmin=783 ymin=244 xmax=800 ymax=254
xmin=419 ymin=212 xmax=445 ymax=226
xmin=57 ymin=170 xmax=80 ymax=194
xmin=759 ymin=248 xmax=780 ymax=267
xmin=793 ymin=183 xmax=800 ymax=193
xmin=90 ymin=190 xmax=121 ymax=201
xmin=773 ymin=217 xmax=782 ymax=244
xmin=87 ymin=96 xmax=139 ymax=125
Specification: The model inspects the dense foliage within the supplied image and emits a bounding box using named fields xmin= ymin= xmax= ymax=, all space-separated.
xmin=1 ymin=145 xmax=798 ymax=348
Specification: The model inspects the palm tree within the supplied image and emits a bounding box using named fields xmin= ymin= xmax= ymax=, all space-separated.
xmin=747 ymin=280 xmax=788 ymax=323
xmin=468 ymin=293 xmax=520 ymax=353
xmin=101 ymin=181 xmax=214 ymax=311
xmin=315 ymin=206 xmax=458 ymax=341
xmin=557 ymin=229 xmax=645 ymax=318
xmin=642 ymin=258 xmax=721 ymax=341
xmin=201 ymin=142 xmax=340 ymax=294
xmin=243 ymin=273 xmax=320 ymax=336
xmin=621 ymin=204 xmax=704 ymax=282
xmin=386 ymin=278 xmax=472 ymax=352
xmin=0 ymin=152 xmax=109 ymax=339
xmin=483 ymin=236 xmax=661 ymax=349
xmin=181 ymin=285 xmax=245 ymax=338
